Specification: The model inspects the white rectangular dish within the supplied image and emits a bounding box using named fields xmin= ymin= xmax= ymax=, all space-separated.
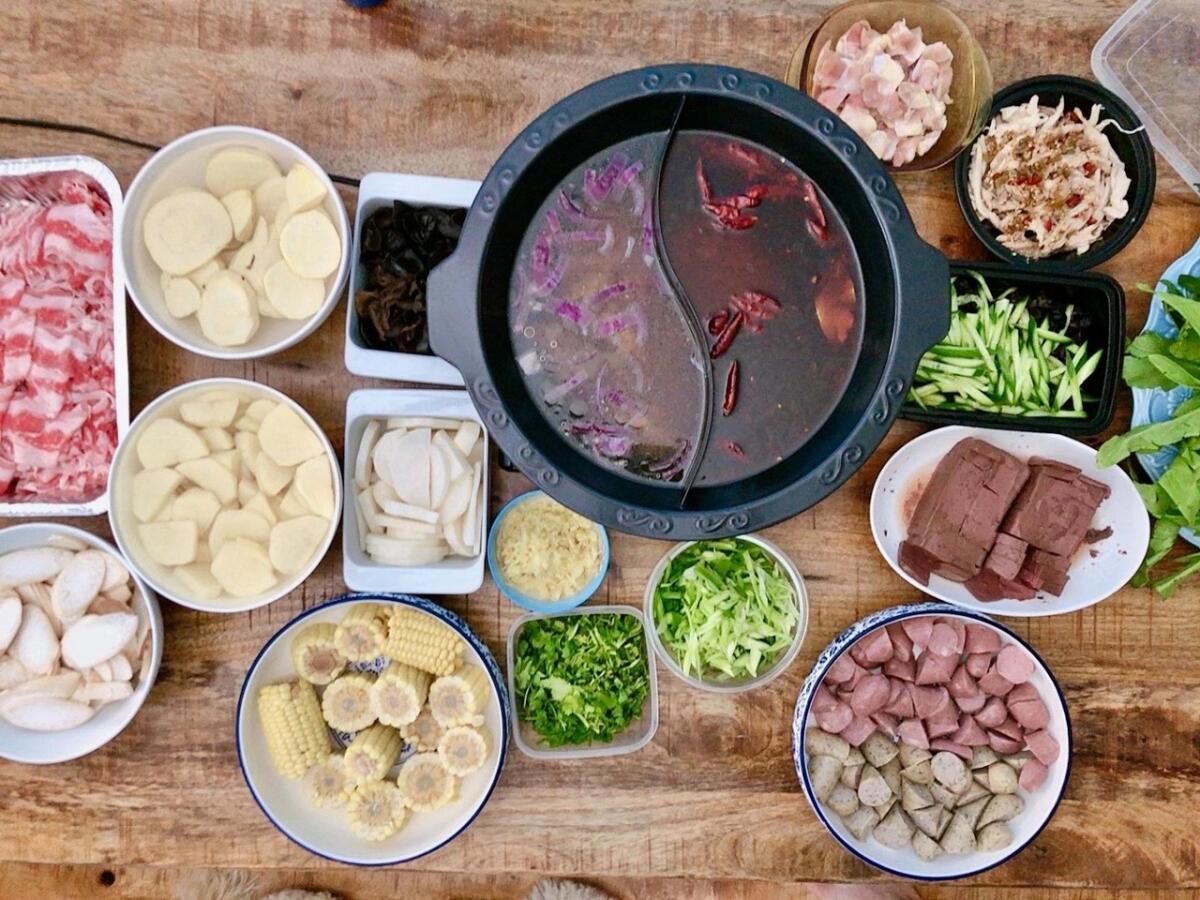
xmin=0 ymin=155 xmax=129 ymax=517
xmin=344 ymin=173 xmax=480 ymax=385
xmin=342 ymin=388 xmax=488 ymax=594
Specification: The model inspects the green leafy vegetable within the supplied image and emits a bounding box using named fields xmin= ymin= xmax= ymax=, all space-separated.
xmin=651 ymin=538 xmax=798 ymax=681
xmin=513 ymin=612 xmax=649 ymax=747
xmin=907 ymin=271 xmax=1102 ymax=418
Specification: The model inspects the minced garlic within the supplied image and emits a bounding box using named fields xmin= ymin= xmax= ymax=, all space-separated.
xmin=496 ymin=494 xmax=602 ymax=601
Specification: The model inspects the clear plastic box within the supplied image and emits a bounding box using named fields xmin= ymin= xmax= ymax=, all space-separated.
xmin=1092 ymin=0 xmax=1200 ymax=197
xmin=506 ymin=605 xmax=659 ymax=759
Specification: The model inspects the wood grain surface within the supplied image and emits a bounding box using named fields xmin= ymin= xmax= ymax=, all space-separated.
xmin=1 ymin=0 xmax=1199 ymax=897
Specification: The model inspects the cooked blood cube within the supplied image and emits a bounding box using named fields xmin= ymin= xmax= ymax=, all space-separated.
xmin=985 ymin=533 xmax=1029 ymax=581
xmin=1002 ymin=459 xmax=1111 ymax=557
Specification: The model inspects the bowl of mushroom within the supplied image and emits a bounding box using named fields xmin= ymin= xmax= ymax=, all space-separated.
xmin=794 ymin=602 xmax=1070 ymax=880
xmin=0 ymin=524 xmax=162 ymax=764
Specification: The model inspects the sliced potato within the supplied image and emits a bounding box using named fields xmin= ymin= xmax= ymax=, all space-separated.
xmin=243 ymin=491 xmax=278 ymax=526
xmin=185 ymin=258 xmax=224 ymax=290
xmin=136 ymin=418 xmax=209 ymax=469
xmin=176 ymin=457 xmax=238 ymax=504
xmin=174 ymin=563 xmax=222 ymax=602
xmin=144 ymin=189 xmax=233 ymax=275
xmin=253 ymin=175 xmax=288 ymax=222
xmin=279 ymin=208 xmax=341 ymax=279
xmin=163 ymin=276 xmax=202 ymax=318
xmin=197 ymin=272 xmax=260 ymax=347
xmin=263 ymin=260 xmax=325 ymax=320
xmin=179 ymin=397 xmax=239 ymax=429
xmin=132 ymin=468 xmax=184 ymax=523
xmin=211 ymin=449 xmax=241 ymax=473
xmin=221 ymin=189 xmax=256 ymax=243
xmin=210 ymin=538 xmax=276 ymax=598
xmin=199 ymin=426 xmax=234 ymax=452
xmin=205 ymin=146 xmax=282 ymax=197
xmin=258 ymin=403 xmax=324 ymax=467
xmin=244 ymin=230 xmax=282 ymax=297
xmin=237 ymin=477 xmax=257 ymax=506
xmin=268 ymin=515 xmax=328 ymax=574
xmin=138 ymin=521 xmax=198 ymax=567
xmin=293 ymin=457 xmax=334 ymax=518
xmin=278 ymin=483 xmax=308 ymax=518
xmin=208 ymin=509 xmax=271 ymax=555
xmin=171 ymin=487 xmax=221 ymax=534
xmin=244 ymin=399 xmax=276 ymax=424
xmin=234 ymin=431 xmax=262 ymax=470
xmin=285 ymin=162 xmax=327 ymax=213
xmin=254 ymin=452 xmax=294 ymax=497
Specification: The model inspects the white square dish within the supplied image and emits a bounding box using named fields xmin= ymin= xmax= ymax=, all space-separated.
xmin=344 ymin=173 xmax=480 ymax=385
xmin=342 ymin=389 xmax=487 ymax=594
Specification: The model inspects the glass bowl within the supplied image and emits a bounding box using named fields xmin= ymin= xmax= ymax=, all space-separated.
xmin=785 ymin=0 xmax=993 ymax=173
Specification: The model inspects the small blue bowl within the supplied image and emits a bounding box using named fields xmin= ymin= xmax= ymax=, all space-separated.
xmin=486 ymin=491 xmax=610 ymax=613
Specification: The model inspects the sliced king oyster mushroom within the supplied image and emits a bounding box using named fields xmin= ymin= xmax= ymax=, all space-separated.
xmin=0 ymin=672 xmax=83 ymax=708
xmin=61 ymin=613 xmax=139 ymax=671
xmin=10 ymin=605 xmax=59 ymax=676
xmin=0 ymin=594 xmax=22 ymax=655
xmin=0 ymin=655 xmax=27 ymax=689
xmin=72 ymin=680 xmax=133 ymax=705
xmin=0 ymin=547 xmax=75 ymax=590
xmin=0 ymin=696 xmax=94 ymax=731
xmin=51 ymin=550 xmax=107 ymax=625
xmin=99 ymin=553 xmax=130 ymax=593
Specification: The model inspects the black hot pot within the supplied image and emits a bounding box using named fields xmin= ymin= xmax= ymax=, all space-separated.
xmin=428 ymin=64 xmax=948 ymax=539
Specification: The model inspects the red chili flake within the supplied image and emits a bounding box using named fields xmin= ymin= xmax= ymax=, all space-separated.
xmin=696 ymin=159 xmax=713 ymax=203
xmin=708 ymin=310 xmax=729 ymax=335
xmin=710 ymin=311 xmax=744 ymax=358
xmin=703 ymin=202 xmax=757 ymax=230
xmin=722 ymin=440 xmax=746 ymax=461
xmin=744 ymin=184 xmax=768 ymax=201
xmin=721 ymin=360 xmax=739 ymax=416
xmin=1013 ymin=174 xmax=1043 ymax=187
xmin=1086 ymin=216 xmax=1097 ymax=226
xmin=1065 ymin=193 xmax=1082 ymax=208
xmin=1082 ymin=161 xmax=1097 ymax=177
xmin=1044 ymin=218 xmax=1055 ymax=231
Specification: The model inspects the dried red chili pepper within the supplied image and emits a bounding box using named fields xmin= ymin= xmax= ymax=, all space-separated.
xmin=710 ymin=311 xmax=744 ymax=358
xmin=722 ymin=360 xmax=739 ymax=416
xmin=731 ymin=290 xmax=781 ymax=322
xmin=807 ymin=219 xmax=829 ymax=242
xmin=696 ymin=159 xmax=713 ymax=203
xmin=1065 ymin=193 xmax=1082 ymax=208
xmin=722 ymin=440 xmax=746 ymax=461
xmin=1082 ymin=161 xmax=1096 ymax=177
xmin=708 ymin=310 xmax=729 ymax=335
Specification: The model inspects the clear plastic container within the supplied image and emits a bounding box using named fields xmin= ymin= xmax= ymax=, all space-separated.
xmin=1092 ymin=0 xmax=1200 ymax=197
xmin=506 ymin=605 xmax=658 ymax=759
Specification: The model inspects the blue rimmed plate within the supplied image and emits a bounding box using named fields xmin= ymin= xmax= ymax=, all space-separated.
xmin=1130 ymin=235 xmax=1200 ymax=548
xmin=236 ymin=593 xmax=509 ymax=866
xmin=793 ymin=603 xmax=1072 ymax=881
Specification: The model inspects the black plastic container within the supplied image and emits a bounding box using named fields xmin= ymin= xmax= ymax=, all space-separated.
xmin=427 ymin=64 xmax=949 ymax=540
xmin=954 ymin=74 xmax=1156 ymax=271
xmin=900 ymin=259 xmax=1124 ymax=435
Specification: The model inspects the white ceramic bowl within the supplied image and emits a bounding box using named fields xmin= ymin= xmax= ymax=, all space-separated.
xmin=870 ymin=426 xmax=1150 ymax=616
xmin=236 ymin=593 xmax=509 ymax=865
xmin=644 ymin=535 xmax=808 ymax=693
xmin=794 ymin=603 xmax=1071 ymax=881
xmin=121 ymin=125 xmax=351 ymax=360
xmin=108 ymin=378 xmax=341 ymax=613
xmin=0 ymin=523 xmax=163 ymax=764
xmin=342 ymin=389 xmax=487 ymax=594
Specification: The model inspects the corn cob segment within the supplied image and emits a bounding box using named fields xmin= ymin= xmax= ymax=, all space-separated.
xmin=344 ymin=724 xmax=404 ymax=784
xmin=397 ymin=752 xmax=459 ymax=812
xmin=258 ymin=680 xmax=330 ymax=778
xmin=400 ymin=707 xmax=445 ymax=752
xmin=346 ymin=780 xmax=409 ymax=841
xmin=306 ymin=752 xmax=353 ymax=808
xmin=320 ymin=672 xmax=377 ymax=732
xmin=384 ymin=608 xmax=464 ymax=676
xmin=334 ymin=603 xmax=388 ymax=663
xmin=291 ymin=623 xmax=347 ymax=685
xmin=428 ymin=664 xmax=491 ymax=727
xmin=371 ymin=662 xmax=431 ymax=727
xmin=437 ymin=724 xmax=492 ymax=777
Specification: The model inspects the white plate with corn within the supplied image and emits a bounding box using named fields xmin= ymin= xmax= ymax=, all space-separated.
xmin=236 ymin=593 xmax=508 ymax=865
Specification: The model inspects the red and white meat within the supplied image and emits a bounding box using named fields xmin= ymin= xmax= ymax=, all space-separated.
xmin=0 ymin=171 xmax=117 ymax=503
xmin=812 ymin=19 xmax=954 ymax=167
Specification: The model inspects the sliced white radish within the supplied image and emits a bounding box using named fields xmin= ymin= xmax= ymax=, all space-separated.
xmin=354 ymin=420 xmax=382 ymax=490
xmin=386 ymin=417 xmax=460 ymax=430
xmin=144 ymin=189 xmax=233 ymax=275
xmin=185 ymin=258 xmax=224 ymax=290
xmin=373 ymin=492 xmax=439 ymax=524
xmin=453 ymin=420 xmax=481 ymax=455
xmin=429 ymin=444 xmax=449 ymax=510
xmin=372 ymin=428 xmax=431 ymax=507
xmin=364 ymin=535 xmax=447 ymax=566
xmin=280 ymin=208 xmax=341 ymax=279
xmin=438 ymin=473 xmax=473 ymax=525
xmin=433 ymin=430 xmax=470 ymax=480
xmin=462 ymin=461 xmax=483 ymax=553
xmin=357 ymin=487 xmax=382 ymax=532
xmin=375 ymin=515 xmax=437 ymax=536
xmin=443 ymin=522 xmax=472 ymax=557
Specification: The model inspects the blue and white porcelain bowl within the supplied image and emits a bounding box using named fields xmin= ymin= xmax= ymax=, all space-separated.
xmin=236 ymin=593 xmax=509 ymax=866
xmin=793 ymin=603 xmax=1071 ymax=881
xmin=1131 ymin=235 xmax=1200 ymax=547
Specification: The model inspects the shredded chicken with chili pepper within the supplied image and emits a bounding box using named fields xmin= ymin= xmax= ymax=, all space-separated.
xmin=967 ymin=96 xmax=1130 ymax=258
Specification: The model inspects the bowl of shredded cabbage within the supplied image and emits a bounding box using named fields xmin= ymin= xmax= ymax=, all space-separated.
xmin=645 ymin=535 xmax=808 ymax=693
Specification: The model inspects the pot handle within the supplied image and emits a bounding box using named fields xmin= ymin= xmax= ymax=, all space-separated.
xmin=892 ymin=235 xmax=951 ymax=372
xmin=427 ymin=251 xmax=473 ymax=371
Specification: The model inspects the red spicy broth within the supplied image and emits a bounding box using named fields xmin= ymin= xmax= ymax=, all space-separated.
xmin=658 ymin=132 xmax=865 ymax=485
xmin=508 ymin=133 xmax=706 ymax=483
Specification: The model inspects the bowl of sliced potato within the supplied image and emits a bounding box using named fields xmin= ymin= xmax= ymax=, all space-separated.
xmin=121 ymin=125 xmax=351 ymax=360
xmin=108 ymin=378 xmax=341 ymax=613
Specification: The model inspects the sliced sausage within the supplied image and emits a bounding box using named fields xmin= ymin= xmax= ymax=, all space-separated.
xmin=1025 ymin=728 xmax=1061 ymax=765
xmin=825 ymin=653 xmax=859 ymax=684
xmin=812 ymin=684 xmax=840 ymax=713
xmin=915 ymin=651 xmax=958 ymax=685
xmin=911 ymin=684 xmax=951 ymax=720
xmin=845 ymin=662 xmax=870 ymax=690
xmin=937 ymin=617 xmax=966 ymax=654
xmin=964 ymin=623 xmax=1002 ymax=654
xmin=930 ymin=739 xmax=972 ymax=760
xmin=1009 ymin=696 xmax=1050 ymax=730
xmin=886 ymin=623 xmax=914 ymax=662
xmin=814 ymin=700 xmax=854 ymax=734
xmin=870 ymin=711 xmax=900 ymax=740
xmin=1018 ymin=758 xmax=1049 ymax=791
xmin=952 ymin=715 xmax=989 ymax=746
xmin=858 ymin=627 xmax=895 ymax=665
xmin=948 ymin=664 xmax=979 ymax=699
xmin=927 ymin=621 xmax=962 ymax=657
xmin=926 ymin=713 xmax=960 ymax=739
xmin=849 ymin=673 xmax=891 ymax=716
xmin=839 ymin=714 xmax=878 ymax=747
xmin=884 ymin=683 xmax=916 ymax=718
xmin=987 ymin=731 xmax=1024 ymax=754
xmin=898 ymin=717 xmax=929 ymax=749
xmin=975 ymin=696 xmax=1009 ymax=728
xmin=995 ymin=644 xmax=1035 ymax=684
xmin=1006 ymin=682 xmax=1040 ymax=703
xmin=900 ymin=615 xmax=935 ymax=649
xmin=965 ymin=652 xmax=994 ymax=679
xmin=978 ymin=665 xmax=1014 ymax=697
xmin=955 ymin=691 xmax=987 ymax=714
xmin=993 ymin=716 xmax=1024 ymax=741
xmin=883 ymin=656 xmax=915 ymax=682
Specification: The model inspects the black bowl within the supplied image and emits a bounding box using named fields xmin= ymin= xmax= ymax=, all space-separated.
xmin=900 ymin=259 xmax=1125 ymax=435
xmin=954 ymin=74 xmax=1156 ymax=271
xmin=428 ymin=64 xmax=948 ymax=539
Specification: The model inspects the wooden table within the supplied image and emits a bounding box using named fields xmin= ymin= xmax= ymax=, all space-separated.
xmin=1 ymin=1 xmax=1198 ymax=897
